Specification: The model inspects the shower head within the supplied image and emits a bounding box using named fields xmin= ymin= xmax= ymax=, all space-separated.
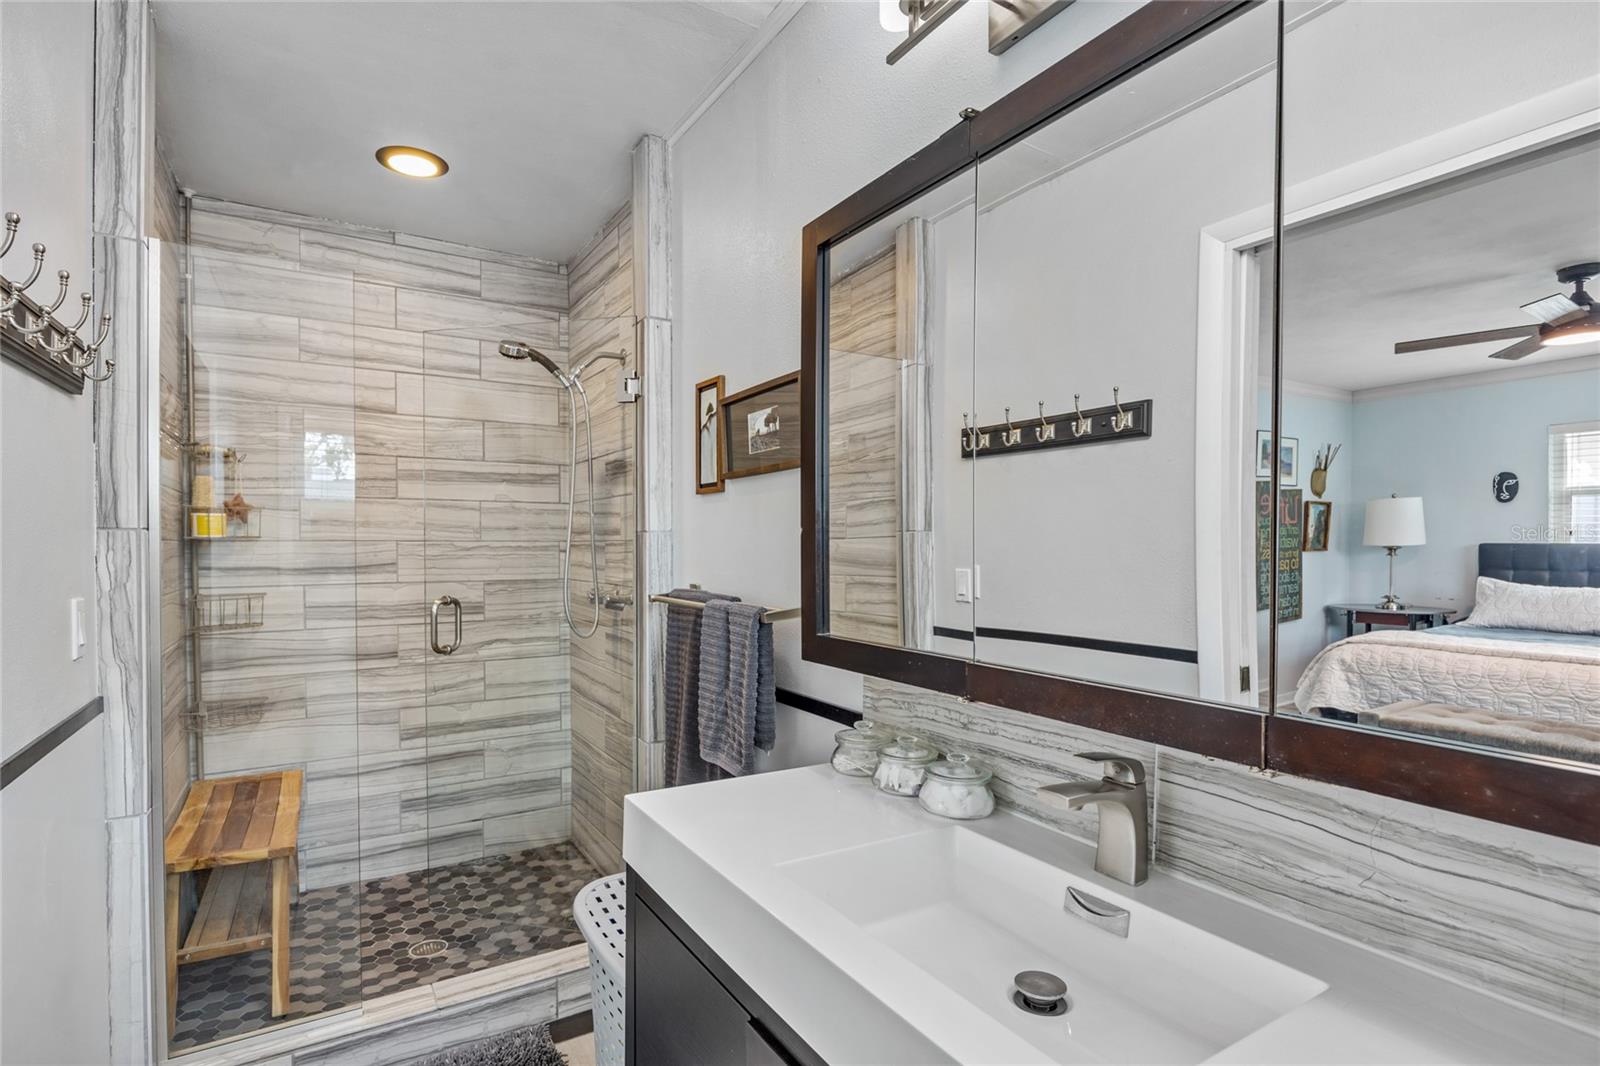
xmin=498 ymin=340 xmax=568 ymax=384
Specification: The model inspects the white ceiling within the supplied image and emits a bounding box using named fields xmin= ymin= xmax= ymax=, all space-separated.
xmin=1278 ymin=134 xmax=1600 ymax=394
xmin=153 ymin=1 xmax=778 ymax=261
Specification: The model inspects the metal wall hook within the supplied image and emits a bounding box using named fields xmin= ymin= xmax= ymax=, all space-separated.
xmin=86 ymin=310 xmax=113 ymax=352
xmin=1072 ymin=393 xmax=1091 ymax=438
xmin=9 ymin=270 xmax=73 ymax=334
xmin=1110 ymin=387 xmax=1133 ymax=433
xmin=67 ymin=293 xmax=93 ymax=332
xmin=14 ymin=243 xmax=46 ymax=291
xmin=1001 ymin=406 xmax=1022 ymax=446
xmin=44 ymin=295 xmax=96 ymax=355
xmin=0 ymin=212 xmax=20 ymax=259
xmin=61 ymin=313 xmax=112 ymax=370
xmin=1034 ymin=401 xmax=1056 ymax=443
xmin=962 ymin=412 xmax=973 ymax=451
xmin=41 ymin=270 xmax=70 ymax=315
xmin=82 ymin=355 xmax=116 ymax=383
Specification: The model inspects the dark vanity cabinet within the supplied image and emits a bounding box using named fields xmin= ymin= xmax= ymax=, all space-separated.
xmin=626 ymin=871 xmax=823 ymax=1066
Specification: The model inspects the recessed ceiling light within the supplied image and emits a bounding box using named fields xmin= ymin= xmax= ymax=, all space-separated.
xmin=376 ymin=145 xmax=448 ymax=179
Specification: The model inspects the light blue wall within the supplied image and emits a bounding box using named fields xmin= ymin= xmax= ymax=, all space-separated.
xmin=1349 ymin=363 xmax=1600 ymax=615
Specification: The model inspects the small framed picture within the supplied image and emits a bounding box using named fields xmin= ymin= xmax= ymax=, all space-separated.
xmin=1279 ymin=435 xmax=1299 ymax=487
xmin=722 ymin=370 xmax=801 ymax=479
xmin=695 ymin=376 xmax=725 ymax=494
xmin=1255 ymin=430 xmax=1274 ymax=478
xmin=1303 ymin=500 xmax=1332 ymax=552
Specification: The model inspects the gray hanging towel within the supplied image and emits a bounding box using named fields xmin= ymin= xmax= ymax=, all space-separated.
xmin=662 ymin=588 xmax=736 ymax=787
xmin=697 ymin=601 xmax=776 ymax=777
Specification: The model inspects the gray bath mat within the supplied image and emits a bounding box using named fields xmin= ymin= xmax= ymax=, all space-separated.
xmin=414 ymin=1023 xmax=567 ymax=1066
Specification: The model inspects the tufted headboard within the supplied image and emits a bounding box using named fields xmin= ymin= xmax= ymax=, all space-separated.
xmin=1479 ymin=543 xmax=1600 ymax=588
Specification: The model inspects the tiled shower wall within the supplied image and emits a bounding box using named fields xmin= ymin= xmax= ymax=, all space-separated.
xmin=186 ymin=198 xmax=575 ymax=888
xmin=566 ymin=204 xmax=637 ymax=875
xmin=827 ymin=247 xmax=902 ymax=646
xmin=866 ymin=677 xmax=1600 ymax=1031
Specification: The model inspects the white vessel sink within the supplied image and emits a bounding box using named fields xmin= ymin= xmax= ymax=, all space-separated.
xmin=779 ymin=825 xmax=1328 ymax=1064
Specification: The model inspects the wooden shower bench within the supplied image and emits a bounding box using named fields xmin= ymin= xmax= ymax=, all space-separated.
xmin=164 ymin=770 xmax=302 ymax=1032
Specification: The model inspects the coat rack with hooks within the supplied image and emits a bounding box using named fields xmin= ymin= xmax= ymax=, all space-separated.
xmin=0 ymin=211 xmax=115 ymax=394
xmin=960 ymin=388 xmax=1152 ymax=459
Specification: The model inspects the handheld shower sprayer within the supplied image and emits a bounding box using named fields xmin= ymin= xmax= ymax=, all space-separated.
xmin=497 ymin=340 xmax=569 ymax=386
xmin=498 ymin=337 xmax=607 ymax=637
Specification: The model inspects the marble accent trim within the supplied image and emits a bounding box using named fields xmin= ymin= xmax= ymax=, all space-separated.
xmin=91 ymin=0 xmax=145 ymax=239
xmin=106 ymin=810 xmax=157 ymax=1066
xmin=864 ymin=677 xmax=1600 ymax=1030
xmin=895 ymin=219 xmax=934 ymax=650
xmin=632 ymin=135 xmax=672 ymax=793
xmin=93 ymin=5 xmax=160 ymax=1062
xmin=96 ymin=528 xmax=152 ymax=818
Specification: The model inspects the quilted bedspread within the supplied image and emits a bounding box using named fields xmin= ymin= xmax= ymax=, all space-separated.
xmin=1294 ymin=629 xmax=1600 ymax=725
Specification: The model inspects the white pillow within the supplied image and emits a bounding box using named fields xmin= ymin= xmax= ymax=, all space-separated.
xmin=1459 ymin=576 xmax=1600 ymax=636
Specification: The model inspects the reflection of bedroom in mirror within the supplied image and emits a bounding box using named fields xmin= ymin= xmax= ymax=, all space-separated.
xmin=1272 ymin=1 xmax=1600 ymax=763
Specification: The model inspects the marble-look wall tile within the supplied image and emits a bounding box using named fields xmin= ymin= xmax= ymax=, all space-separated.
xmin=1157 ymin=752 xmax=1600 ymax=1029
xmin=193 ymin=254 xmax=354 ymax=323
xmin=300 ymin=229 xmax=481 ymax=297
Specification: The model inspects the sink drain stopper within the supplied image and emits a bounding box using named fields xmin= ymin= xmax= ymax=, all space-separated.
xmin=1012 ymin=970 xmax=1070 ymax=1016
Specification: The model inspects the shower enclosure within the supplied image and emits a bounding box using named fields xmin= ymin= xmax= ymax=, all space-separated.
xmin=157 ymin=191 xmax=641 ymax=1052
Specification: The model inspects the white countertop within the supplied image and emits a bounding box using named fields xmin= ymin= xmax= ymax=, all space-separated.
xmin=624 ymin=765 xmax=1597 ymax=1066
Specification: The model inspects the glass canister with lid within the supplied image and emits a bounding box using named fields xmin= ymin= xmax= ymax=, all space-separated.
xmin=830 ymin=719 xmax=895 ymax=777
xmin=917 ymin=752 xmax=995 ymax=819
xmin=872 ymin=734 xmax=939 ymax=797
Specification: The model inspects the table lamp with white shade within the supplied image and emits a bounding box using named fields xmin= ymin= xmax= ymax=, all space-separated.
xmin=1363 ymin=495 xmax=1426 ymax=609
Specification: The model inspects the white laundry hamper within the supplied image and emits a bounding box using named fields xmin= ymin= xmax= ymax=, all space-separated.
xmin=573 ymin=873 xmax=628 ymax=1066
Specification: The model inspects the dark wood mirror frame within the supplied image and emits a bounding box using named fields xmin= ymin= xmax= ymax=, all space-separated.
xmin=799 ymin=0 xmax=1599 ymax=844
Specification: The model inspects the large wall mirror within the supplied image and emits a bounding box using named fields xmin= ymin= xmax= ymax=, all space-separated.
xmin=804 ymin=0 xmax=1600 ymax=840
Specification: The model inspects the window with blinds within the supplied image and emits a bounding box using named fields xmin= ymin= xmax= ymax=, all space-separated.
xmin=1549 ymin=420 xmax=1600 ymax=543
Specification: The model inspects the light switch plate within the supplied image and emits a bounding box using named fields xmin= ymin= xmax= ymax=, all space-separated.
xmin=69 ymin=597 xmax=85 ymax=660
xmin=955 ymin=568 xmax=972 ymax=603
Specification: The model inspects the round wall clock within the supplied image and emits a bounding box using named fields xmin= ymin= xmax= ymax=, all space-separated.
xmin=1492 ymin=471 xmax=1519 ymax=502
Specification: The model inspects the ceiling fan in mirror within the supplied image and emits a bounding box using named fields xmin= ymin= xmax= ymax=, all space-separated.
xmin=1394 ymin=261 xmax=1600 ymax=360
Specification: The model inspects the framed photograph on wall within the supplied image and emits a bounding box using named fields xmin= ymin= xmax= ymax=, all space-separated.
xmin=695 ymin=375 xmax=725 ymax=494
xmin=1255 ymin=430 xmax=1274 ymax=478
xmin=1279 ymin=435 xmax=1299 ymax=487
xmin=722 ymin=370 xmax=801 ymax=479
xmin=1303 ymin=500 xmax=1332 ymax=552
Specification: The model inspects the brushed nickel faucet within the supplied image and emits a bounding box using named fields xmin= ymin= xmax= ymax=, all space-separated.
xmin=1036 ymin=753 xmax=1149 ymax=885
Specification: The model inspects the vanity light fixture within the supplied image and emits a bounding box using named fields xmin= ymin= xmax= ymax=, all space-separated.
xmin=883 ymin=0 xmax=968 ymax=65
xmin=375 ymin=145 xmax=449 ymax=179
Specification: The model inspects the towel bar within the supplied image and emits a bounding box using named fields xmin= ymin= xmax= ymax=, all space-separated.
xmin=647 ymin=593 xmax=800 ymax=622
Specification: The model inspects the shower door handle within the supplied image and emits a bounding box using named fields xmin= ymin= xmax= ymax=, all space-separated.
xmin=430 ymin=595 xmax=463 ymax=655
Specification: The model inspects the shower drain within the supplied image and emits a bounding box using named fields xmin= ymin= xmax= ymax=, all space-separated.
xmin=407 ymin=939 xmax=448 ymax=959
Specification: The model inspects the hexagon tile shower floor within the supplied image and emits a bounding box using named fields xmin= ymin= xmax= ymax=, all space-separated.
xmin=171 ymin=842 xmax=600 ymax=1050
